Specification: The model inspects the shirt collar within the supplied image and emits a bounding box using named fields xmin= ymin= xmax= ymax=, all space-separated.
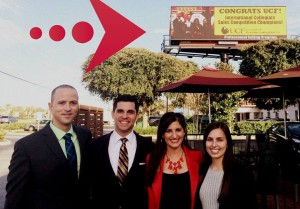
xmin=111 ymin=130 xmax=135 ymax=145
xmin=50 ymin=122 xmax=75 ymax=140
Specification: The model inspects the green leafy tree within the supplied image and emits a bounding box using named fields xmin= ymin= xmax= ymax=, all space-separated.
xmin=148 ymin=99 xmax=169 ymax=116
xmin=239 ymin=39 xmax=300 ymax=110
xmin=170 ymin=93 xmax=207 ymax=132
xmin=166 ymin=62 xmax=243 ymax=132
xmin=81 ymin=48 xmax=198 ymax=127
xmin=0 ymin=105 xmax=47 ymax=119
xmin=170 ymin=93 xmax=207 ymax=115
xmin=210 ymin=62 xmax=244 ymax=130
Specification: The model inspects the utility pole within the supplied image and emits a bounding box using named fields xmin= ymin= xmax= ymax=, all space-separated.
xmin=220 ymin=53 xmax=229 ymax=63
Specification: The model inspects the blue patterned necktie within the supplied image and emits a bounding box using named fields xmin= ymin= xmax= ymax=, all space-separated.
xmin=63 ymin=133 xmax=77 ymax=178
xmin=117 ymin=138 xmax=128 ymax=186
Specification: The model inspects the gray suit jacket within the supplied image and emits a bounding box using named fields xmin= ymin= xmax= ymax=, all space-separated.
xmin=5 ymin=124 xmax=92 ymax=209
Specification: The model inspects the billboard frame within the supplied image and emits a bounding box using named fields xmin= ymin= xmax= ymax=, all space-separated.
xmin=164 ymin=6 xmax=287 ymax=61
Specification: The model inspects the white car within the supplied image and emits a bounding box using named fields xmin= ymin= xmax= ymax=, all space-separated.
xmin=0 ymin=116 xmax=18 ymax=123
xmin=24 ymin=119 xmax=50 ymax=131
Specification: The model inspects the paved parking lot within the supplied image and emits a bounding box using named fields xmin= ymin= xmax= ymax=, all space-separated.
xmin=0 ymin=134 xmax=21 ymax=209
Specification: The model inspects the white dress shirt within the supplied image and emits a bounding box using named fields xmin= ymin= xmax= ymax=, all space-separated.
xmin=108 ymin=131 xmax=137 ymax=175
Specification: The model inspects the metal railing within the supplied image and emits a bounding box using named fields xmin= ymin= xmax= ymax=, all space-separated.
xmin=186 ymin=133 xmax=300 ymax=209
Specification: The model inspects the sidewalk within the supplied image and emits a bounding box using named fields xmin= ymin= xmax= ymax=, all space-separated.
xmin=0 ymin=140 xmax=10 ymax=146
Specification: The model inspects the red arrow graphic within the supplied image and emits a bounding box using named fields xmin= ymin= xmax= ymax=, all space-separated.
xmin=86 ymin=0 xmax=145 ymax=73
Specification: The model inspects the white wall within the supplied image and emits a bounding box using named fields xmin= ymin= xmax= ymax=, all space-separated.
xmin=236 ymin=104 xmax=299 ymax=121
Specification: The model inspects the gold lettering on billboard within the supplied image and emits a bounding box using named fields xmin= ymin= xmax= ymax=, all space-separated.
xmin=225 ymin=16 xmax=253 ymax=20
xmin=230 ymin=20 xmax=257 ymax=25
xmin=218 ymin=20 xmax=230 ymax=24
xmin=219 ymin=8 xmax=261 ymax=14
xmin=263 ymin=8 xmax=282 ymax=14
xmin=257 ymin=20 xmax=283 ymax=24
xmin=219 ymin=8 xmax=282 ymax=14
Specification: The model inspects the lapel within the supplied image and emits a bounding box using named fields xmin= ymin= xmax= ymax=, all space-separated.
xmin=130 ymin=134 xmax=142 ymax=171
xmin=73 ymin=126 xmax=89 ymax=178
xmin=101 ymin=133 xmax=117 ymax=179
xmin=123 ymin=133 xmax=150 ymax=186
xmin=150 ymin=146 xmax=201 ymax=209
xmin=74 ymin=126 xmax=84 ymax=153
xmin=151 ymin=158 xmax=164 ymax=209
xmin=184 ymin=147 xmax=201 ymax=203
xmin=42 ymin=124 xmax=67 ymax=163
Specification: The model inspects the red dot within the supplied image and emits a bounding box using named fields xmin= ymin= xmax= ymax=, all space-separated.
xmin=49 ymin=25 xmax=65 ymax=41
xmin=72 ymin=21 xmax=94 ymax=43
xmin=30 ymin=27 xmax=42 ymax=39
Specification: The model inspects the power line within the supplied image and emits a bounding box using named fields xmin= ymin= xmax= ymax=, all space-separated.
xmin=291 ymin=34 xmax=300 ymax=39
xmin=0 ymin=69 xmax=50 ymax=89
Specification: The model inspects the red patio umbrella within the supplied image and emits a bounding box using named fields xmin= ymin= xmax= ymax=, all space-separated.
xmin=259 ymin=65 xmax=300 ymax=88
xmin=242 ymin=84 xmax=300 ymax=99
xmin=259 ymin=65 xmax=300 ymax=138
xmin=157 ymin=67 xmax=268 ymax=122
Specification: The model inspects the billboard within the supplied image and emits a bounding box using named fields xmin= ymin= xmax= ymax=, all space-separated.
xmin=170 ymin=6 xmax=287 ymax=41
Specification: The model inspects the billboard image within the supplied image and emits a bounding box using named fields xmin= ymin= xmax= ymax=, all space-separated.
xmin=170 ymin=6 xmax=287 ymax=41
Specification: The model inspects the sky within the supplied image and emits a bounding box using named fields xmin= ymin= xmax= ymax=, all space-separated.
xmin=0 ymin=0 xmax=300 ymax=110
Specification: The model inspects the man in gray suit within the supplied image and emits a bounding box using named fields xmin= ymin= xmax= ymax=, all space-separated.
xmin=89 ymin=94 xmax=154 ymax=209
xmin=5 ymin=84 xmax=92 ymax=209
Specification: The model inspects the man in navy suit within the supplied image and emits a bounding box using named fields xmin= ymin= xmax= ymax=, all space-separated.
xmin=89 ymin=94 xmax=154 ymax=209
xmin=4 ymin=84 xmax=92 ymax=209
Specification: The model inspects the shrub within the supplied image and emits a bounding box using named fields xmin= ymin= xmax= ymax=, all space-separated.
xmin=130 ymin=121 xmax=280 ymax=138
xmin=0 ymin=123 xmax=28 ymax=131
xmin=187 ymin=122 xmax=208 ymax=134
xmin=134 ymin=123 xmax=202 ymax=135
xmin=0 ymin=129 xmax=6 ymax=141
xmin=233 ymin=121 xmax=278 ymax=134
xmin=134 ymin=126 xmax=158 ymax=135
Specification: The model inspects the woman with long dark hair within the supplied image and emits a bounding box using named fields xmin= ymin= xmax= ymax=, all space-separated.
xmin=146 ymin=112 xmax=203 ymax=209
xmin=194 ymin=122 xmax=257 ymax=209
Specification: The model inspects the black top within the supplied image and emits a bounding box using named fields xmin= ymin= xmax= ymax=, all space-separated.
xmin=159 ymin=172 xmax=191 ymax=209
xmin=194 ymin=162 xmax=258 ymax=209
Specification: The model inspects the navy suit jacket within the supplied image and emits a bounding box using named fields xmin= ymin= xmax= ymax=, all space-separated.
xmin=88 ymin=131 xmax=154 ymax=209
xmin=5 ymin=124 xmax=92 ymax=209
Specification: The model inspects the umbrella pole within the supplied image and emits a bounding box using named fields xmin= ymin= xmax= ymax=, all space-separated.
xmin=283 ymin=91 xmax=287 ymax=138
xmin=208 ymin=88 xmax=211 ymax=123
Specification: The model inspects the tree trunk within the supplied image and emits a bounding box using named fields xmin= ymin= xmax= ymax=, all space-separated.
xmin=298 ymin=100 xmax=300 ymax=121
xmin=141 ymin=95 xmax=148 ymax=128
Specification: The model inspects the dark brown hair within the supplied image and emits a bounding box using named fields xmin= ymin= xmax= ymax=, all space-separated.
xmin=113 ymin=94 xmax=139 ymax=113
xmin=145 ymin=112 xmax=189 ymax=186
xmin=202 ymin=121 xmax=234 ymax=202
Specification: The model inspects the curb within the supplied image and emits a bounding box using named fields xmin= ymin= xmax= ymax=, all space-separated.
xmin=0 ymin=139 xmax=11 ymax=146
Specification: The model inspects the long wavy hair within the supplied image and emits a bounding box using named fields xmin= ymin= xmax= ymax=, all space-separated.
xmin=201 ymin=121 xmax=234 ymax=202
xmin=145 ymin=112 xmax=189 ymax=186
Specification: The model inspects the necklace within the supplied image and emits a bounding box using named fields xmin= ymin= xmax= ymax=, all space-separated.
xmin=165 ymin=150 xmax=184 ymax=174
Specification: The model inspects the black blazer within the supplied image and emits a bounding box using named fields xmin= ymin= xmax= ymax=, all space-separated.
xmin=4 ymin=124 xmax=92 ymax=209
xmin=194 ymin=162 xmax=258 ymax=209
xmin=88 ymin=131 xmax=154 ymax=209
